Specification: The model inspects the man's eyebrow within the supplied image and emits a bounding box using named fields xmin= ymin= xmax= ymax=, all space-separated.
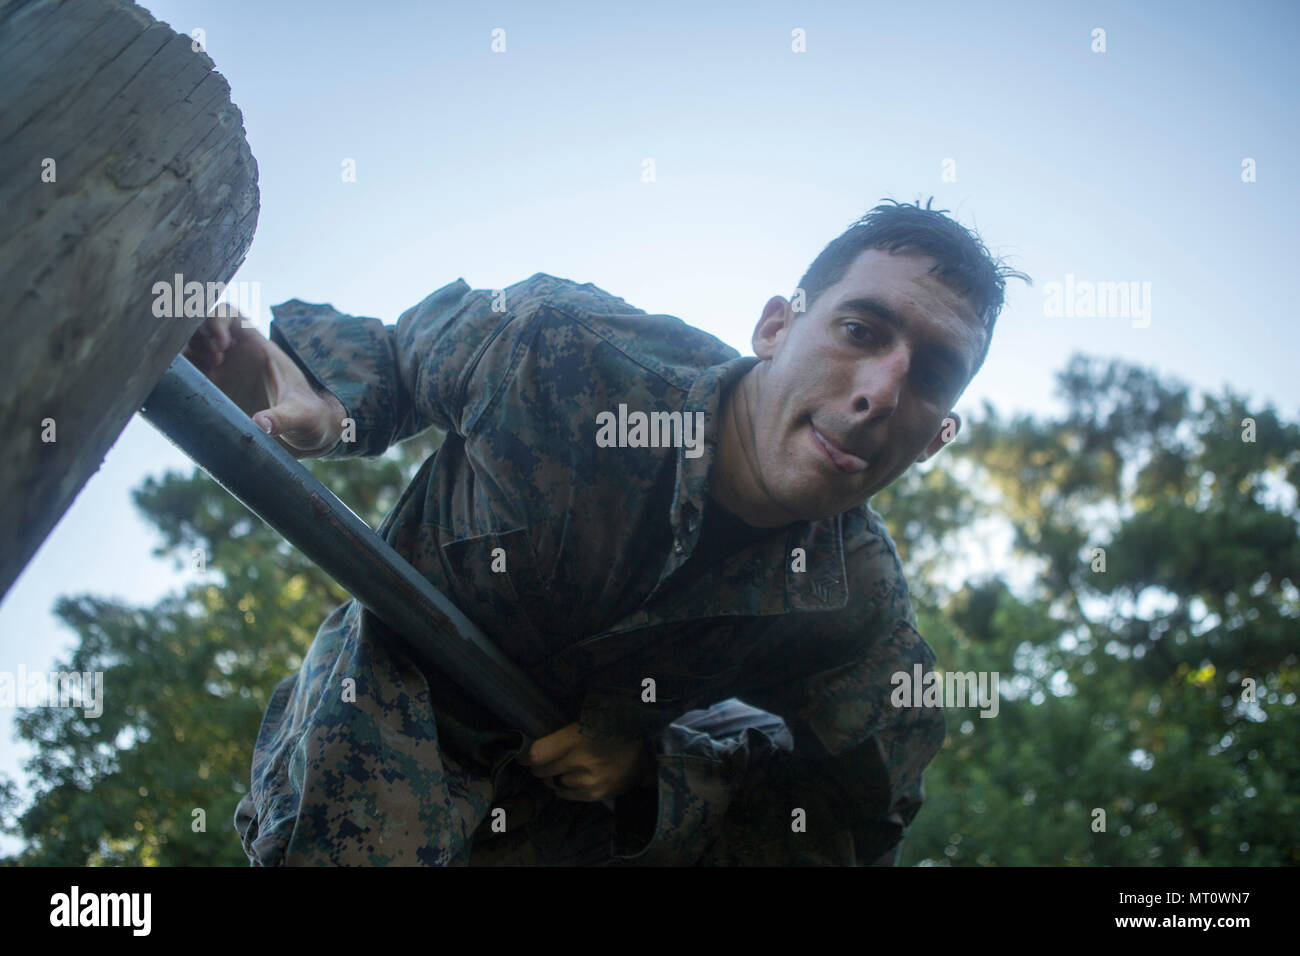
xmin=835 ymin=295 xmax=971 ymax=379
xmin=837 ymin=296 xmax=902 ymax=327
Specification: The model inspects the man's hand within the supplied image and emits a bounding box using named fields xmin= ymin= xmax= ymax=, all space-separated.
xmin=182 ymin=303 xmax=347 ymax=460
xmin=518 ymin=723 xmax=656 ymax=802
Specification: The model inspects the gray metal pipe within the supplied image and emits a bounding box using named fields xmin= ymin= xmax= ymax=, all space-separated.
xmin=139 ymin=354 xmax=569 ymax=739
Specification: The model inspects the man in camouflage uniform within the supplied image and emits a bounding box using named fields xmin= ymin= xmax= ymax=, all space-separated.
xmin=189 ymin=200 xmax=1022 ymax=865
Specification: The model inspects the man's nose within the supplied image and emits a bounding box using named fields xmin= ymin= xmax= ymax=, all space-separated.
xmin=850 ymin=346 xmax=910 ymax=419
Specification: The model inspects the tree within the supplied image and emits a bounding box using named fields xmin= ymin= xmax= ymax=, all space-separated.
xmin=891 ymin=356 xmax=1300 ymax=865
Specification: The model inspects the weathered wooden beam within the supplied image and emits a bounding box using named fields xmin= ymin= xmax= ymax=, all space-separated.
xmin=0 ymin=0 xmax=259 ymax=599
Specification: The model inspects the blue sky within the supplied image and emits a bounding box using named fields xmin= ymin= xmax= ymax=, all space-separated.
xmin=2 ymin=0 xmax=1296 ymax=853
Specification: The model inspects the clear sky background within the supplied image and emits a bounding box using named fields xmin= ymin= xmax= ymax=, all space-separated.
xmin=2 ymin=0 xmax=1297 ymax=854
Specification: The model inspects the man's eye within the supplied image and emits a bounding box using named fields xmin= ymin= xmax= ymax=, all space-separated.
xmin=846 ymin=321 xmax=875 ymax=343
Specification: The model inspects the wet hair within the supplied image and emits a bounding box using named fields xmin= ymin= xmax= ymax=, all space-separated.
xmin=794 ymin=198 xmax=1029 ymax=377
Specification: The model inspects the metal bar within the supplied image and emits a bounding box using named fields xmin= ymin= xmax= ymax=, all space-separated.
xmin=139 ymin=355 xmax=569 ymax=738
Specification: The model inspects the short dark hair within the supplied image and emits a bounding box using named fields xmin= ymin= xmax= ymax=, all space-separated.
xmin=794 ymin=198 xmax=1029 ymax=378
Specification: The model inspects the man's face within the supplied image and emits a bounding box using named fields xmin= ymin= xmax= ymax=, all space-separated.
xmin=745 ymin=247 xmax=986 ymax=522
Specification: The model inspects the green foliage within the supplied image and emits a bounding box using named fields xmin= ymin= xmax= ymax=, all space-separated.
xmin=887 ymin=356 xmax=1300 ymax=866
xmin=4 ymin=353 xmax=1297 ymax=866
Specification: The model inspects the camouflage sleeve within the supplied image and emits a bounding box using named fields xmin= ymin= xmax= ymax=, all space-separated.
xmin=609 ymin=620 xmax=947 ymax=866
xmin=268 ymin=277 xmax=496 ymax=458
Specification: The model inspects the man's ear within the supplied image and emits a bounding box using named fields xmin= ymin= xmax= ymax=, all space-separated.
xmin=916 ymin=412 xmax=961 ymax=462
xmin=752 ymin=295 xmax=794 ymax=360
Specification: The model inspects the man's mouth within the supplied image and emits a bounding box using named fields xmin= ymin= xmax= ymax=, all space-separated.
xmin=810 ymin=423 xmax=872 ymax=474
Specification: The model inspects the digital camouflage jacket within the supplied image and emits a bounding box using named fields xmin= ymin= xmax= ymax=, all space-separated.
xmin=232 ymin=272 xmax=947 ymax=866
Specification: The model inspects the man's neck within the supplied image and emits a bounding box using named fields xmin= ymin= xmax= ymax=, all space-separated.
xmin=710 ymin=363 xmax=797 ymax=529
